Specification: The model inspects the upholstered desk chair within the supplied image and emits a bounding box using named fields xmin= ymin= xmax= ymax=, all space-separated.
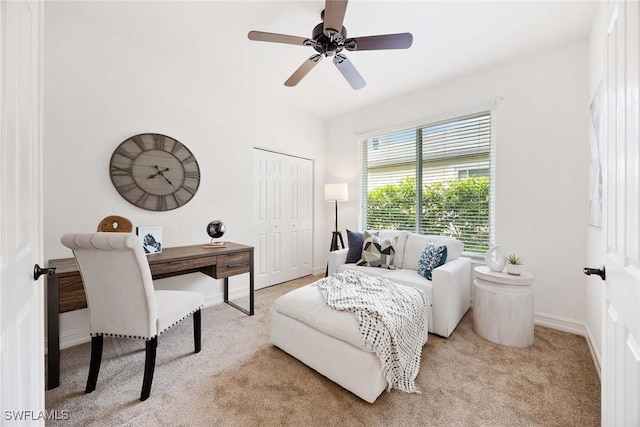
xmin=61 ymin=232 xmax=204 ymax=401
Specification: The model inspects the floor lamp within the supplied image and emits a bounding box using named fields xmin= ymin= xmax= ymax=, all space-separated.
xmin=324 ymin=182 xmax=348 ymax=254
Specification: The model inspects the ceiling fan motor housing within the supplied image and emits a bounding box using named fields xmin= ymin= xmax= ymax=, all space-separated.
xmin=311 ymin=22 xmax=348 ymax=56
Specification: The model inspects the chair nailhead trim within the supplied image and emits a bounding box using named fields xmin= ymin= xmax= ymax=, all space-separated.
xmin=90 ymin=305 xmax=204 ymax=341
xmin=158 ymin=305 xmax=204 ymax=336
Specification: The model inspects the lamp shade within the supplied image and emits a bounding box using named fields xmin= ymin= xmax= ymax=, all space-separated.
xmin=324 ymin=183 xmax=348 ymax=202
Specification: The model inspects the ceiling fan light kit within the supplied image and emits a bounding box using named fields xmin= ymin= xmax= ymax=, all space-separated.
xmin=248 ymin=0 xmax=413 ymax=90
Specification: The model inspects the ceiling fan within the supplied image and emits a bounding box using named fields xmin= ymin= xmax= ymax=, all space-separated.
xmin=247 ymin=0 xmax=413 ymax=90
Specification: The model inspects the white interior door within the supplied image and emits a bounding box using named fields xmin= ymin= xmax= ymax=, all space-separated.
xmin=0 ymin=0 xmax=45 ymax=421
xmin=291 ymin=157 xmax=313 ymax=278
xmin=601 ymin=1 xmax=640 ymax=424
xmin=253 ymin=149 xmax=313 ymax=289
xmin=269 ymin=152 xmax=287 ymax=285
xmin=253 ymin=149 xmax=287 ymax=288
xmin=254 ymin=151 xmax=271 ymax=288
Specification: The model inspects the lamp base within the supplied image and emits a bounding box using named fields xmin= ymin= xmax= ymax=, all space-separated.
xmin=330 ymin=231 xmax=345 ymax=252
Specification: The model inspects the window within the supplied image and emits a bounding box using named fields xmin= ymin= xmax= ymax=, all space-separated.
xmin=361 ymin=112 xmax=494 ymax=255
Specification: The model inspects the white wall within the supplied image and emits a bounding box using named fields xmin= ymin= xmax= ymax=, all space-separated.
xmin=43 ymin=2 xmax=326 ymax=347
xmin=326 ymin=40 xmax=590 ymax=332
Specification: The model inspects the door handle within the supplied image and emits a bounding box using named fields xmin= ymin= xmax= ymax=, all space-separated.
xmin=583 ymin=265 xmax=606 ymax=281
xmin=33 ymin=264 xmax=56 ymax=280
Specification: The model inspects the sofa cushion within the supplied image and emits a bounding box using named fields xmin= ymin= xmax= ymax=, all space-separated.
xmin=379 ymin=269 xmax=434 ymax=304
xmin=272 ymin=284 xmax=365 ymax=350
xmin=417 ymin=243 xmax=448 ymax=280
xmin=337 ymin=264 xmax=389 ymax=277
xmin=402 ymin=233 xmax=463 ymax=270
xmin=357 ymin=232 xmax=397 ymax=269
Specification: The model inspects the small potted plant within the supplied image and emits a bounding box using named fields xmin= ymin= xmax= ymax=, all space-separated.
xmin=505 ymin=253 xmax=524 ymax=275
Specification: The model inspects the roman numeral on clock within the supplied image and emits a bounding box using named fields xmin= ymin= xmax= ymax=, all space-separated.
xmin=154 ymin=134 xmax=165 ymax=151
xmin=115 ymin=147 xmax=136 ymax=161
xmin=110 ymin=165 xmax=133 ymax=176
xmin=116 ymin=182 xmax=138 ymax=194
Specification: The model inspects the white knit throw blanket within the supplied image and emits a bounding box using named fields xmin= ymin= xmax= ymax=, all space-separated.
xmin=315 ymin=270 xmax=429 ymax=394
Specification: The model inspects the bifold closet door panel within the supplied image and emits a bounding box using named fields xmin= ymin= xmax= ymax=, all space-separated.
xmin=253 ymin=149 xmax=313 ymax=289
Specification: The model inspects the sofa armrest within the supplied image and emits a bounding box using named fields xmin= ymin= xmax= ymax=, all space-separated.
xmin=327 ymin=249 xmax=349 ymax=275
xmin=430 ymin=257 xmax=471 ymax=337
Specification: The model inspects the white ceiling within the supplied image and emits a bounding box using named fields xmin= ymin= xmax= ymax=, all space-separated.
xmin=60 ymin=1 xmax=598 ymax=120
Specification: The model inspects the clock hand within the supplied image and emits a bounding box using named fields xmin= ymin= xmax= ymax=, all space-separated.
xmin=152 ymin=166 xmax=176 ymax=187
xmin=148 ymin=166 xmax=170 ymax=180
xmin=160 ymin=174 xmax=175 ymax=188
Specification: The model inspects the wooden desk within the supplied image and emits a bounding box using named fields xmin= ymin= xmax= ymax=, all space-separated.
xmin=45 ymin=242 xmax=254 ymax=390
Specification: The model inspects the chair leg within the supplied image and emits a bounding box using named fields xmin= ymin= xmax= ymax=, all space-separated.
xmin=85 ymin=336 xmax=103 ymax=393
xmin=140 ymin=337 xmax=157 ymax=401
xmin=193 ymin=309 xmax=201 ymax=354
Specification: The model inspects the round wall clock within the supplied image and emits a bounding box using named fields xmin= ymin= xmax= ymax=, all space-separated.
xmin=109 ymin=133 xmax=201 ymax=211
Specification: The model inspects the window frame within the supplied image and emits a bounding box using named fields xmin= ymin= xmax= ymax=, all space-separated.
xmin=358 ymin=109 xmax=496 ymax=258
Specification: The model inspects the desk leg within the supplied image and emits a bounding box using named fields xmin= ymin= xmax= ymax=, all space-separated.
xmin=249 ymin=250 xmax=254 ymax=315
xmin=47 ymin=276 xmax=60 ymax=389
xmin=223 ymin=269 xmax=255 ymax=316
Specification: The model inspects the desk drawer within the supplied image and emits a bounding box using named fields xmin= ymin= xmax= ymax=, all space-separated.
xmin=151 ymin=255 xmax=216 ymax=276
xmin=215 ymin=251 xmax=250 ymax=278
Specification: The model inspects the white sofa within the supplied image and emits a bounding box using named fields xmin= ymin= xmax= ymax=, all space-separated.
xmin=327 ymin=230 xmax=471 ymax=338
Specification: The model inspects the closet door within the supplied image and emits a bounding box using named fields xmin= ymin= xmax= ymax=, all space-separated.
xmin=254 ymin=150 xmax=286 ymax=288
xmin=290 ymin=157 xmax=313 ymax=278
xmin=253 ymin=149 xmax=313 ymax=289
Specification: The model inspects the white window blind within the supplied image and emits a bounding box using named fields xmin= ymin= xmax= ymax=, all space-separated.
xmin=361 ymin=111 xmax=494 ymax=255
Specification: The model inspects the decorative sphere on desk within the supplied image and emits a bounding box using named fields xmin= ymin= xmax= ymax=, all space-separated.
xmin=207 ymin=220 xmax=226 ymax=239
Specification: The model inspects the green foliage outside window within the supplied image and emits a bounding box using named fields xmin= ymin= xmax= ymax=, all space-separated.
xmin=366 ymin=176 xmax=490 ymax=254
xmin=366 ymin=177 xmax=418 ymax=231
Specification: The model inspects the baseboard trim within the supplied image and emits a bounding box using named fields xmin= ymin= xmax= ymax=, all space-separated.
xmin=534 ymin=312 xmax=601 ymax=378
xmin=312 ymin=266 xmax=326 ymax=276
xmin=55 ymin=288 xmax=248 ymax=351
xmin=584 ymin=323 xmax=602 ymax=379
xmin=534 ymin=312 xmax=586 ymax=336
xmin=59 ymin=326 xmax=92 ymax=350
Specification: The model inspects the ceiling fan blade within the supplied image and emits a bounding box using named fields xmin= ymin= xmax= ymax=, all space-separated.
xmin=248 ymin=31 xmax=311 ymax=47
xmin=333 ymin=54 xmax=365 ymax=90
xmin=344 ymin=33 xmax=413 ymax=51
xmin=285 ymin=54 xmax=323 ymax=87
xmin=323 ymin=0 xmax=348 ymax=39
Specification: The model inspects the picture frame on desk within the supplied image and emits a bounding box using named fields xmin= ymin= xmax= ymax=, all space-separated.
xmin=137 ymin=226 xmax=162 ymax=254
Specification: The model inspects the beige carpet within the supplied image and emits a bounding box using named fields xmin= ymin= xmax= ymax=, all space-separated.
xmin=46 ymin=275 xmax=600 ymax=426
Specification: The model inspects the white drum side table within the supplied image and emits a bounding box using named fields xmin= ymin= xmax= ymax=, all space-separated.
xmin=473 ymin=266 xmax=535 ymax=347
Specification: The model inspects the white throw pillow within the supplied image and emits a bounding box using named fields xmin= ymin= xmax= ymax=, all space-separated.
xmin=402 ymin=233 xmax=463 ymax=270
